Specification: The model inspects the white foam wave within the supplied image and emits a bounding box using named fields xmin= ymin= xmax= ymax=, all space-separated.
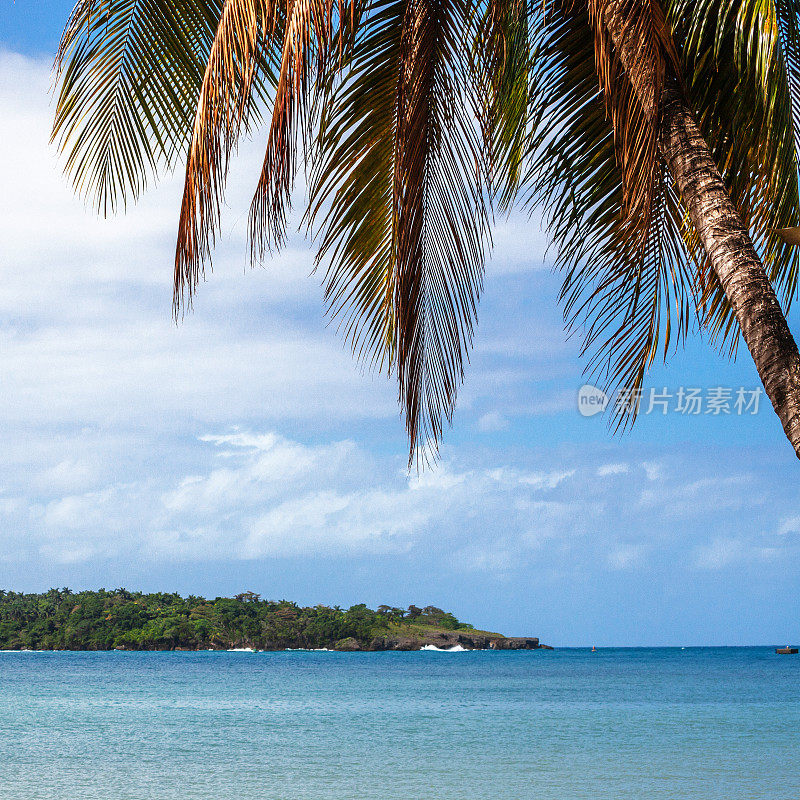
xmin=420 ymin=644 xmax=468 ymax=652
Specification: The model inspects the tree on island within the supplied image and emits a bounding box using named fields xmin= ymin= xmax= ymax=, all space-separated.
xmin=235 ymin=591 xmax=262 ymax=603
xmin=52 ymin=0 xmax=800 ymax=459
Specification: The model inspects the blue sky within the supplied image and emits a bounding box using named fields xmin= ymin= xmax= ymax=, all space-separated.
xmin=1 ymin=3 xmax=798 ymax=645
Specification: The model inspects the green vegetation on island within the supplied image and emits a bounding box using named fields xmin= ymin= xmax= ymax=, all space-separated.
xmin=0 ymin=589 xmax=502 ymax=651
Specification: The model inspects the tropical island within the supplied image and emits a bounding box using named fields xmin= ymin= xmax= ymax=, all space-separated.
xmin=0 ymin=589 xmax=545 ymax=652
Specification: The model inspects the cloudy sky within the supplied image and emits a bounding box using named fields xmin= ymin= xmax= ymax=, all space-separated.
xmin=1 ymin=4 xmax=798 ymax=645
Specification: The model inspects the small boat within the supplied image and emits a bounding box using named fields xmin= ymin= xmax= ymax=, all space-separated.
xmin=775 ymin=646 xmax=798 ymax=655
xmin=591 ymin=646 xmax=597 ymax=653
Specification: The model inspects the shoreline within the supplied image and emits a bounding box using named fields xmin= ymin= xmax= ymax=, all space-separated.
xmin=0 ymin=639 xmax=551 ymax=653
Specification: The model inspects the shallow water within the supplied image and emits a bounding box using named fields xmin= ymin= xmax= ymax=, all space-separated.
xmin=0 ymin=648 xmax=798 ymax=800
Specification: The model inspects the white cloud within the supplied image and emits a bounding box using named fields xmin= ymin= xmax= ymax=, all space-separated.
xmin=486 ymin=216 xmax=549 ymax=276
xmin=477 ymin=411 xmax=509 ymax=432
xmin=0 ymin=50 xmax=601 ymax=579
xmin=242 ymin=488 xmax=424 ymax=558
xmin=606 ymin=544 xmax=646 ymax=570
xmin=597 ymin=463 xmax=629 ymax=477
xmin=638 ymin=474 xmax=754 ymax=517
xmin=518 ymin=469 xmax=575 ymax=490
xmin=451 ymin=542 xmax=517 ymax=574
xmin=38 ymin=459 xmax=101 ymax=493
xmin=691 ymin=537 xmax=779 ymax=571
xmin=0 ymin=428 xmax=713 ymax=570
xmin=0 ymin=419 xmax=796 ymax=599
xmin=641 ymin=461 xmax=663 ymax=481
xmin=13 ymin=430 xmax=592 ymax=566
xmin=777 ymin=516 xmax=800 ymax=536
xmin=408 ymin=463 xmax=467 ymax=492
xmin=0 ymin=50 xmax=582 ymax=447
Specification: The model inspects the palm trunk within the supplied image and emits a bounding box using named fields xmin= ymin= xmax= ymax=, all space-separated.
xmin=659 ymin=90 xmax=800 ymax=457
xmin=601 ymin=0 xmax=800 ymax=458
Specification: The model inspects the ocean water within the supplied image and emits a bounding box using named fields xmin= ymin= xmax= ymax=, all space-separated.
xmin=0 ymin=648 xmax=798 ymax=800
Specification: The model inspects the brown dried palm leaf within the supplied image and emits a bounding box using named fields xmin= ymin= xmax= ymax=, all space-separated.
xmin=248 ymin=0 xmax=335 ymax=258
xmin=175 ymin=0 xmax=278 ymax=313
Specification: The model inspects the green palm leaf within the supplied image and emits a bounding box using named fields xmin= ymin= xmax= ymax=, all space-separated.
xmin=309 ymin=0 xmax=492 ymax=459
xmin=521 ymin=2 xmax=693 ymax=425
xmin=53 ymin=0 xmax=226 ymax=214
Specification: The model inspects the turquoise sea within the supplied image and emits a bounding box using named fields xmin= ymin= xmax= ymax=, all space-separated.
xmin=0 ymin=647 xmax=798 ymax=800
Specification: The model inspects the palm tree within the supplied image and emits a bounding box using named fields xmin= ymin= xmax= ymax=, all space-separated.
xmin=52 ymin=0 xmax=800 ymax=461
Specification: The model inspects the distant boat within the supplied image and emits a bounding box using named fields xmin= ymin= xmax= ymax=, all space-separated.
xmin=591 ymin=646 xmax=597 ymax=653
xmin=776 ymin=646 xmax=798 ymax=654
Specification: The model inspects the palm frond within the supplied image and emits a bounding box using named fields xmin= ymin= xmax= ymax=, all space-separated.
xmin=308 ymin=0 xmax=404 ymax=370
xmin=480 ymin=0 xmax=534 ymax=209
xmin=248 ymin=0 xmax=336 ymax=257
xmin=174 ymin=0 xmax=279 ymax=312
xmin=53 ymin=0 xmax=225 ymax=214
xmin=309 ymin=0 xmax=491 ymax=461
xmin=777 ymin=0 xmax=800 ymax=153
xmin=588 ymin=0 xmax=680 ymax=247
xmin=55 ymin=0 xmax=800 ymax=453
xmin=522 ymin=2 xmax=693 ymax=426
